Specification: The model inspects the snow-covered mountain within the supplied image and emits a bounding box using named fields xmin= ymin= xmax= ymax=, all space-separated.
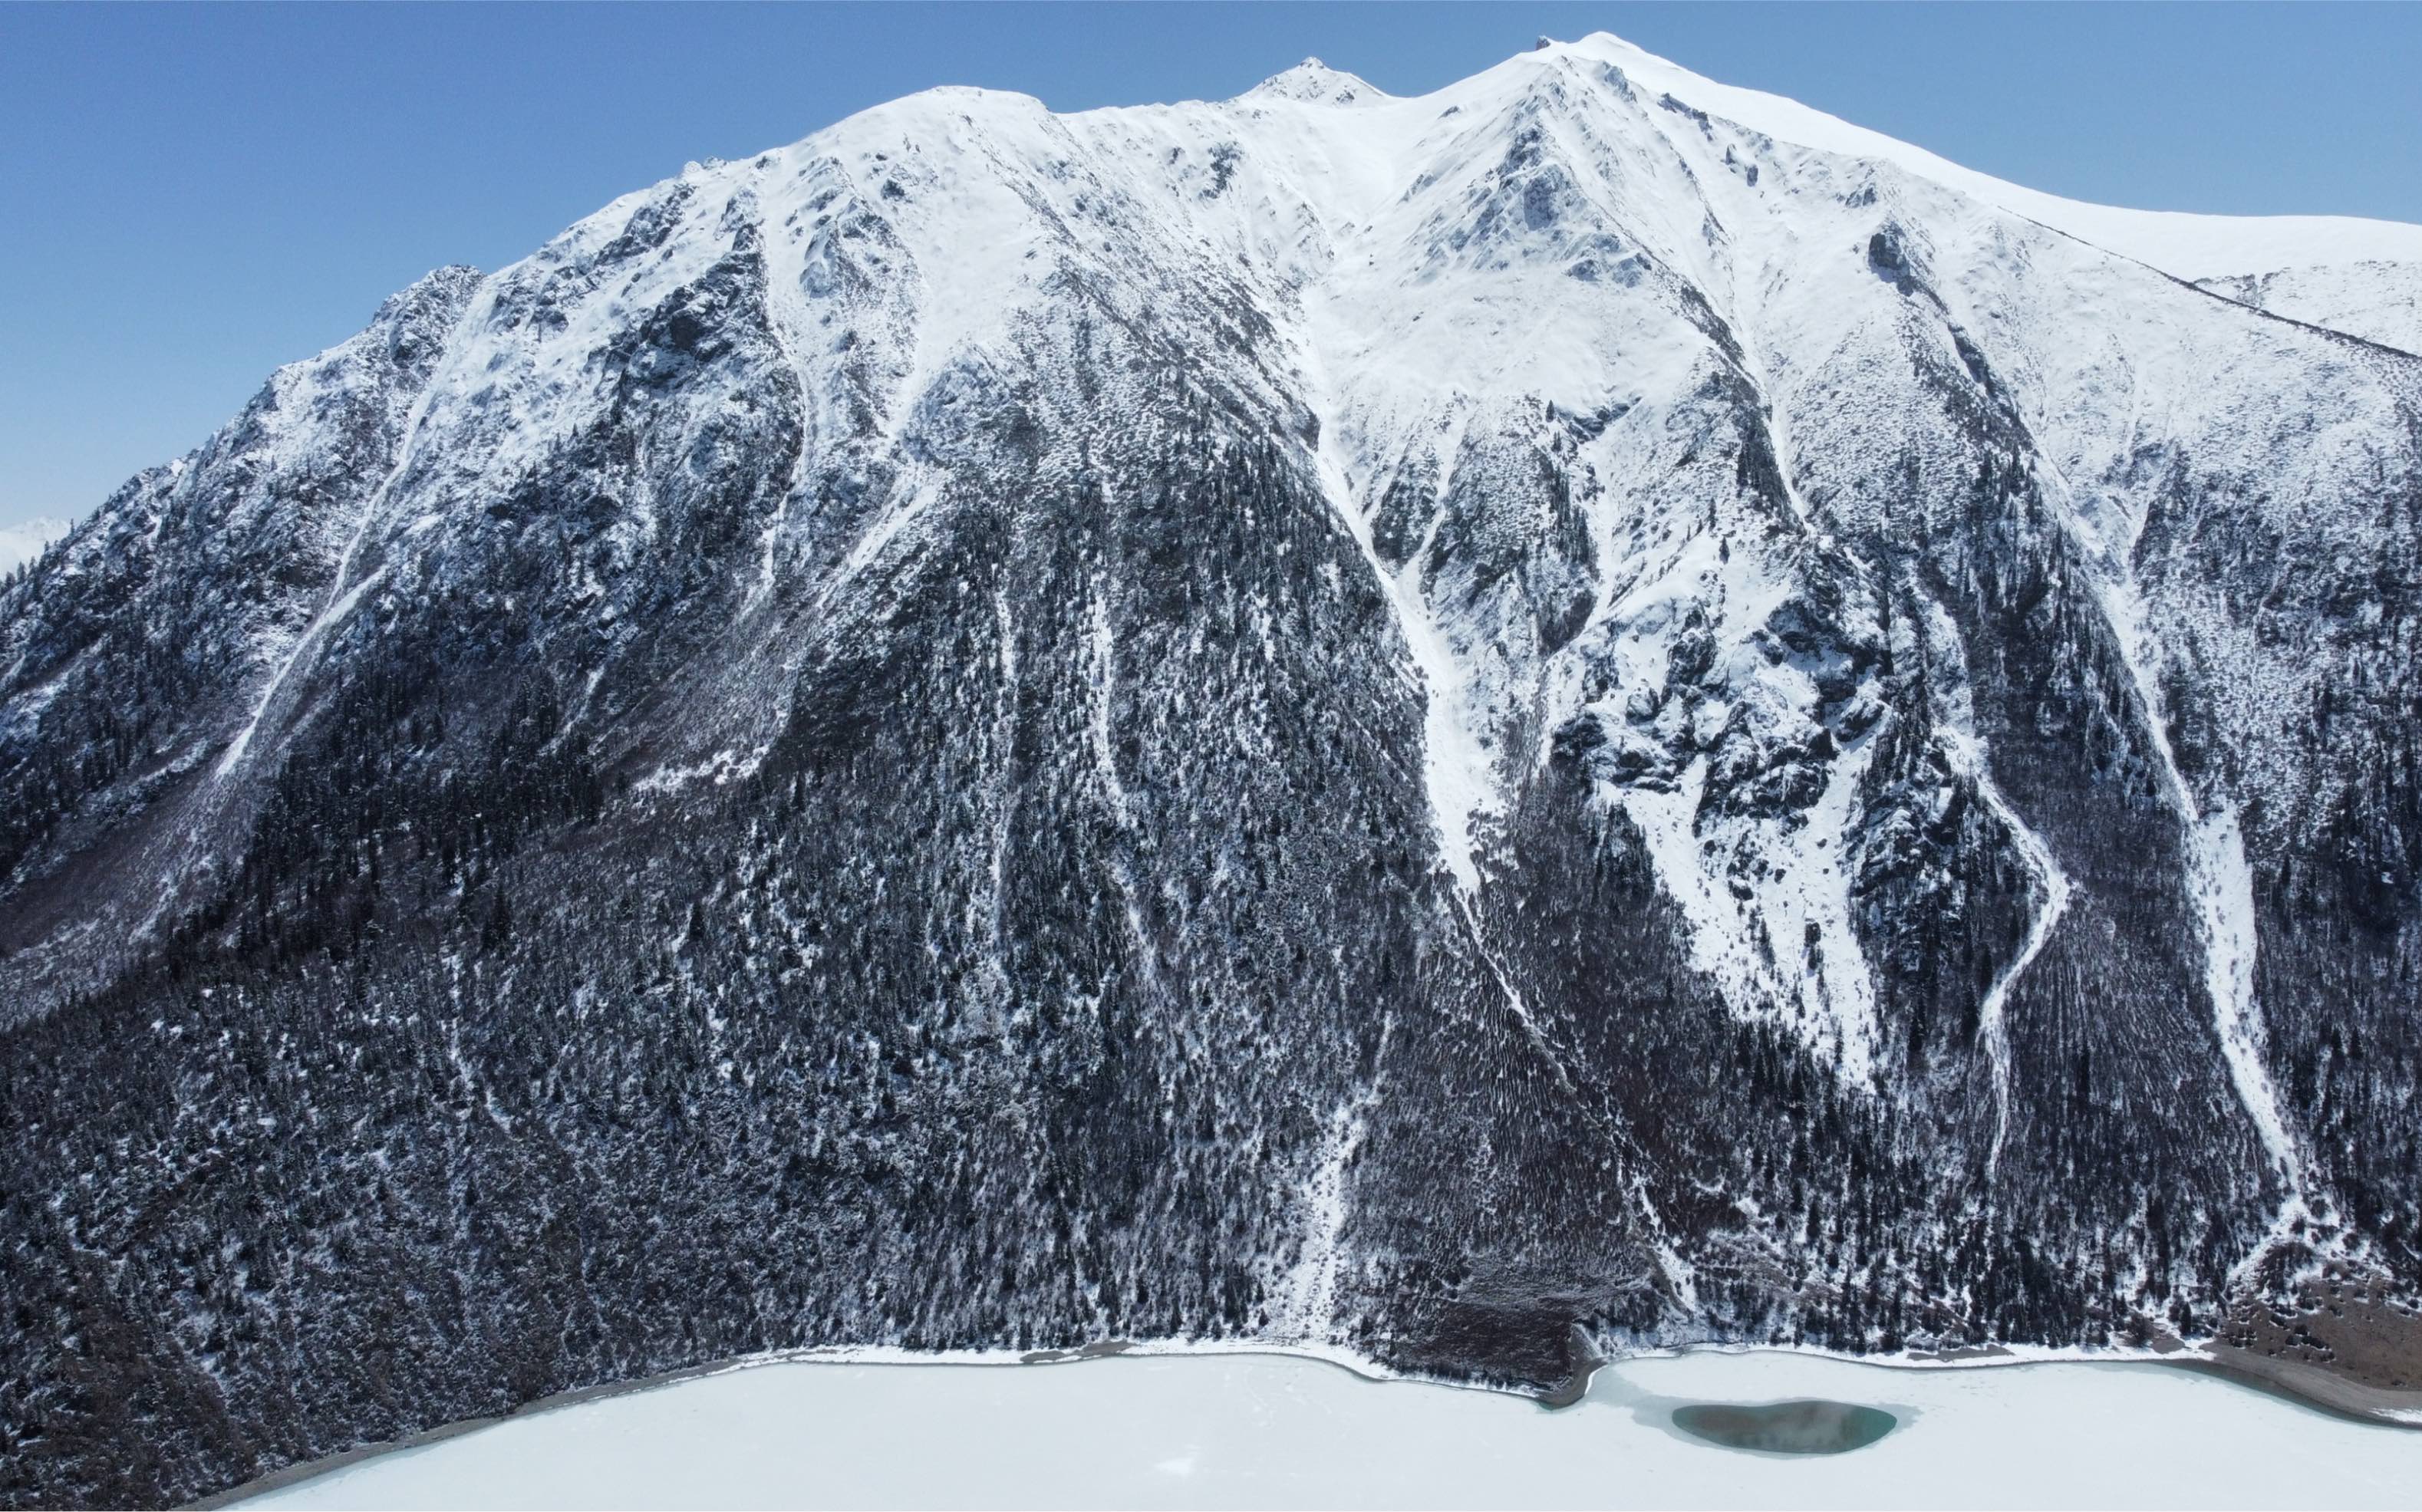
xmin=5 ymin=33 xmax=2419 ymax=1507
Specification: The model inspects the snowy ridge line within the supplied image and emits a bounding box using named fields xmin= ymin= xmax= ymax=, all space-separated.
xmin=2167 ymin=265 xmax=2422 ymax=363
xmin=2190 ymin=261 xmax=2422 ymax=357
xmin=1571 ymin=32 xmax=2422 ymax=282
xmin=213 ymin=285 xmax=486 ymax=782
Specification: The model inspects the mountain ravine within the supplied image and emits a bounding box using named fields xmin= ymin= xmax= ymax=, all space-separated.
xmin=5 ymin=32 xmax=2421 ymax=1507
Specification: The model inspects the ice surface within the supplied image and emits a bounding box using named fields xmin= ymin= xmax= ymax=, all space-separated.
xmin=239 ymin=1350 xmax=2421 ymax=1510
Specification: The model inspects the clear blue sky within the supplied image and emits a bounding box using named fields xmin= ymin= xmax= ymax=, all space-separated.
xmin=4 ymin=2 xmax=2417 ymax=532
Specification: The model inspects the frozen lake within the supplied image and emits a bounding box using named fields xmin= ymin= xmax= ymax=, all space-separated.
xmin=237 ymin=1348 xmax=2422 ymax=1510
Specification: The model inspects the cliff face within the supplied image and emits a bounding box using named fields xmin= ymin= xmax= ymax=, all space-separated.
xmin=4 ymin=34 xmax=2420 ymax=1507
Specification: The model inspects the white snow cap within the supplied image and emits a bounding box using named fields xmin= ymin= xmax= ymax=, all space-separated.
xmin=1244 ymin=58 xmax=1386 ymax=107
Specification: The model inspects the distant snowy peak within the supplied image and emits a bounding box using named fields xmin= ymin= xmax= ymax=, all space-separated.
xmin=1240 ymin=58 xmax=1386 ymax=107
xmin=0 ymin=517 xmax=67 ymax=572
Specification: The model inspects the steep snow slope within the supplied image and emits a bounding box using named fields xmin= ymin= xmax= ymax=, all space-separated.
xmin=3 ymin=34 xmax=2419 ymax=1510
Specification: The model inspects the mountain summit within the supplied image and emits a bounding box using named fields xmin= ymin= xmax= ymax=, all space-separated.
xmin=1243 ymin=58 xmax=1385 ymax=105
xmin=5 ymin=34 xmax=2420 ymax=1507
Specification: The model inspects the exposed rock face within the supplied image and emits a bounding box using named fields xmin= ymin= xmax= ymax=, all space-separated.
xmin=4 ymin=33 xmax=2420 ymax=1507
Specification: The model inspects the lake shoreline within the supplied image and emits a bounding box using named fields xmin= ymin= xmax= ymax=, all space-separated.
xmin=2168 ymin=1347 xmax=2422 ymax=1430
xmin=190 ymin=1335 xmax=2421 ymax=1510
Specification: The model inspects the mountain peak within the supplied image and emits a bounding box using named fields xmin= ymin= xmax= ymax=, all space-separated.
xmin=1243 ymin=58 xmax=1384 ymax=106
